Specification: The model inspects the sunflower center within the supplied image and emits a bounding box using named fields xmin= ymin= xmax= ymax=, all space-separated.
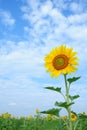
xmin=53 ymin=54 xmax=69 ymax=70
xmin=71 ymin=114 xmax=75 ymax=119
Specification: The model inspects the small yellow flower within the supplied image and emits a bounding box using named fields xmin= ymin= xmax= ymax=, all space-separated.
xmin=82 ymin=112 xmax=86 ymax=115
xmin=47 ymin=114 xmax=52 ymax=121
xmin=1 ymin=113 xmax=12 ymax=118
xmin=47 ymin=114 xmax=52 ymax=117
xmin=44 ymin=45 xmax=78 ymax=78
xmin=70 ymin=113 xmax=77 ymax=121
xmin=61 ymin=115 xmax=67 ymax=119
xmin=26 ymin=115 xmax=33 ymax=120
xmin=35 ymin=108 xmax=39 ymax=114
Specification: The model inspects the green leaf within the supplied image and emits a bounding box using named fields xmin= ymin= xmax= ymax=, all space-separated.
xmin=45 ymin=86 xmax=61 ymax=93
xmin=71 ymin=111 xmax=77 ymax=115
xmin=55 ymin=101 xmax=74 ymax=109
xmin=69 ymin=95 xmax=80 ymax=101
xmin=40 ymin=108 xmax=61 ymax=117
xmin=79 ymin=114 xmax=87 ymax=119
xmin=67 ymin=76 xmax=80 ymax=84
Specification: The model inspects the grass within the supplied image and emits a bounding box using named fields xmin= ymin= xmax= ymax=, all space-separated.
xmin=0 ymin=112 xmax=87 ymax=130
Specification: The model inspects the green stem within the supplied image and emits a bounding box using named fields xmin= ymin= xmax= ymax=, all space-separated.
xmin=61 ymin=92 xmax=66 ymax=101
xmin=74 ymin=120 xmax=79 ymax=130
xmin=64 ymin=74 xmax=72 ymax=130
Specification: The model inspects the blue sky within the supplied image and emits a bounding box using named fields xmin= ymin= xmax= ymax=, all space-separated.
xmin=0 ymin=0 xmax=87 ymax=117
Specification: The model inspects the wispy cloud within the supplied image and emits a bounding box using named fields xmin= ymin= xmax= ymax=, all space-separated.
xmin=21 ymin=0 xmax=87 ymax=60
xmin=0 ymin=9 xmax=15 ymax=26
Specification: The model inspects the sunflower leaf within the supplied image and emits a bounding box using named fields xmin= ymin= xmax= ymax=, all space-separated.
xmin=40 ymin=108 xmax=61 ymax=117
xmin=45 ymin=86 xmax=61 ymax=93
xmin=71 ymin=111 xmax=77 ymax=115
xmin=69 ymin=95 xmax=80 ymax=101
xmin=79 ymin=114 xmax=87 ymax=119
xmin=67 ymin=76 xmax=80 ymax=84
xmin=55 ymin=101 xmax=74 ymax=109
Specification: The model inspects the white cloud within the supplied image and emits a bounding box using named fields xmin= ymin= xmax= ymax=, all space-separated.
xmin=66 ymin=25 xmax=87 ymax=41
xmin=0 ymin=42 xmax=45 ymax=83
xmin=0 ymin=9 xmax=15 ymax=26
xmin=70 ymin=2 xmax=83 ymax=13
xmin=67 ymin=13 xmax=87 ymax=25
xmin=40 ymin=0 xmax=53 ymax=15
xmin=21 ymin=0 xmax=87 ymax=45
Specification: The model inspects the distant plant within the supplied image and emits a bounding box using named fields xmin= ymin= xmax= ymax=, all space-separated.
xmin=0 ymin=111 xmax=87 ymax=130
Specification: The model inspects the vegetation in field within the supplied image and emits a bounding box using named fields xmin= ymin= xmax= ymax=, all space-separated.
xmin=0 ymin=111 xmax=87 ymax=130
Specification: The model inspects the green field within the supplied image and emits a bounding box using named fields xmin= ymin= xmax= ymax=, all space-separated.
xmin=0 ymin=112 xmax=87 ymax=130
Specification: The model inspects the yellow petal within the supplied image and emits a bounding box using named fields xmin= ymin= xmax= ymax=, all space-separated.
xmin=44 ymin=45 xmax=78 ymax=78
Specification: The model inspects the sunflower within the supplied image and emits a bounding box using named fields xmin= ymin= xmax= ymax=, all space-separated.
xmin=70 ymin=113 xmax=77 ymax=121
xmin=44 ymin=45 xmax=78 ymax=78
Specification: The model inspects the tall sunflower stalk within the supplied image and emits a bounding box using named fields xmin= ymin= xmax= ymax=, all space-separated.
xmin=41 ymin=45 xmax=80 ymax=130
